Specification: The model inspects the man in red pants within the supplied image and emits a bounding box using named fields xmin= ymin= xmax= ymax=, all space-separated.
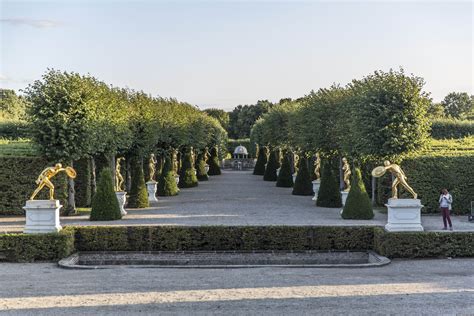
xmin=439 ymin=188 xmax=453 ymax=231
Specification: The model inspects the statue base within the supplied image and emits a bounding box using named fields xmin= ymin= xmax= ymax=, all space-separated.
xmin=146 ymin=181 xmax=158 ymax=203
xmin=23 ymin=200 xmax=62 ymax=234
xmin=115 ymin=191 xmax=127 ymax=215
xmin=312 ymin=180 xmax=320 ymax=201
xmin=341 ymin=191 xmax=349 ymax=206
xmin=205 ymin=164 xmax=210 ymax=173
xmin=385 ymin=198 xmax=424 ymax=232
xmin=292 ymin=173 xmax=297 ymax=183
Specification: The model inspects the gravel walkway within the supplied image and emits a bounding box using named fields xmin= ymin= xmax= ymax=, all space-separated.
xmin=0 ymin=259 xmax=473 ymax=315
xmin=1 ymin=170 xmax=472 ymax=232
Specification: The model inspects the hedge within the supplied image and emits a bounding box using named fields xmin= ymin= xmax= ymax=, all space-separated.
xmin=0 ymin=121 xmax=31 ymax=139
xmin=0 ymin=228 xmax=75 ymax=262
xmin=74 ymin=157 xmax=91 ymax=207
xmin=431 ymin=119 xmax=474 ymax=139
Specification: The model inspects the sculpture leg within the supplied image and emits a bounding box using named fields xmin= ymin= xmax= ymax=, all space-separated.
xmin=30 ymin=182 xmax=46 ymax=200
xmin=401 ymin=181 xmax=417 ymax=199
xmin=43 ymin=179 xmax=55 ymax=200
xmin=391 ymin=178 xmax=400 ymax=199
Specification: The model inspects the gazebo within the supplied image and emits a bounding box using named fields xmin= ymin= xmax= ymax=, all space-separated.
xmin=233 ymin=145 xmax=248 ymax=159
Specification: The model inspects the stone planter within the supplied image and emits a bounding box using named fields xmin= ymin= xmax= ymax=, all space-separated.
xmin=385 ymin=199 xmax=424 ymax=232
xmin=115 ymin=191 xmax=127 ymax=215
xmin=311 ymin=180 xmax=321 ymax=201
xmin=146 ymin=181 xmax=158 ymax=203
xmin=23 ymin=200 xmax=62 ymax=234
xmin=341 ymin=191 xmax=349 ymax=206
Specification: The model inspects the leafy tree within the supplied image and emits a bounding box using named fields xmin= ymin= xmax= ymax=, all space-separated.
xmin=276 ymin=151 xmax=293 ymax=187
xmin=90 ymin=168 xmax=122 ymax=221
xmin=157 ymin=153 xmax=179 ymax=196
xmin=253 ymin=145 xmax=267 ymax=175
xmin=195 ymin=152 xmax=209 ymax=181
xmin=292 ymin=155 xmax=313 ymax=196
xmin=263 ymin=148 xmax=279 ymax=181
xmin=441 ymin=92 xmax=473 ymax=119
xmin=0 ymin=89 xmax=28 ymax=121
xmin=179 ymin=148 xmax=198 ymax=188
xmin=228 ymin=100 xmax=273 ymax=138
xmin=207 ymin=146 xmax=221 ymax=175
xmin=316 ymin=161 xmax=342 ymax=207
xmin=204 ymin=108 xmax=229 ymax=130
xmin=127 ymin=156 xmax=149 ymax=208
xmin=341 ymin=167 xmax=374 ymax=219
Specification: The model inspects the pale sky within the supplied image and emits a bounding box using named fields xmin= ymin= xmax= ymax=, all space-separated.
xmin=1 ymin=0 xmax=473 ymax=110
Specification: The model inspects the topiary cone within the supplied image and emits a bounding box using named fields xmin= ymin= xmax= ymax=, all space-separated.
xmin=276 ymin=152 xmax=293 ymax=187
xmin=179 ymin=149 xmax=199 ymax=188
xmin=263 ymin=148 xmax=278 ymax=181
xmin=316 ymin=161 xmax=342 ymax=207
xmin=127 ymin=156 xmax=149 ymax=208
xmin=253 ymin=145 xmax=267 ymax=175
xmin=90 ymin=168 xmax=122 ymax=221
xmin=341 ymin=167 xmax=374 ymax=219
xmin=158 ymin=154 xmax=179 ymax=196
xmin=292 ymin=155 xmax=313 ymax=195
xmin=207 ymin=146 xmax=221 ymax=176
xmin=195 ymin=152 xmax=209 ymax=181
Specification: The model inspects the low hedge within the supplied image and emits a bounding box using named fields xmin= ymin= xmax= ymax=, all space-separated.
xmin=0 ymin=228 xmax=75 ymax=262
xmin=431 ymin=119 xmax=474 ymax=139
xmin=0 ymin=121 xmax=31 ymax=139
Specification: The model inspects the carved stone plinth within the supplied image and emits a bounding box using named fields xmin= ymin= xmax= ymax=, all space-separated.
xmin=115 ymin=191 xmax=127 ymax=215
xmin=341 ymin=191 xmax=349 ymax=206
xmin=23 ymin=200 xmax=62 ymax=234
xmin=385 ymin=198 xmax=424 ymax=232
xmin=146 ymin=181 xmax=158 ymax=203
xmin=312 ymin=180 xmax=320 ymax=201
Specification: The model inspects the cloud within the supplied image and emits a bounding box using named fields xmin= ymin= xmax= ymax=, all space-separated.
xmin=0 ymin=18 xmax=61 ymax=28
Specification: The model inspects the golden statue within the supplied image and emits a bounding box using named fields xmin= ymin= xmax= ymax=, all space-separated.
xmin=115 ymin=157 xmax=125 ymax=191
xmin=294 ymin=152 xmax=299 ymax=173
xmin=342 ymin=157 xmax=351 ymax=192
xmin=30 ymin=163 xmax=76 ymax=200
xmin=372 ymin=160 xmax=417 ymax=199
xmin=148 ymin=154 xmax=157 ymax=182
xmin=314 ymin=153 xmax=321 ymax=180
xmin=172 ymin=149 xmax=179 ymax=175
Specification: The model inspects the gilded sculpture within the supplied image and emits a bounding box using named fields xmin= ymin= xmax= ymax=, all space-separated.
xmin=372 ymin=160 xmax=417 ymax=199
xmin=115 ymin=157 xmax=125 ymax=191
xmin=314 ymin=153 xmax=321 ymax=180
xmin=30 ymin=163 xmax=77 ymax=200
xmin=148 ymin=153 xmax=157 ymax=182
xmin=342 ymin=157 xmax=351 ymax=192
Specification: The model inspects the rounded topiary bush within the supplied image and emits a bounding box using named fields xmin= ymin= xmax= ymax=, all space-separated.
xmin=292 ymin=155 xmax=313 ymax=195
xmin=127 ymin=156 xmax=149 ymax=208
xmin=276 ymin=152 xmax=293 ymax=187
xmin=158 ymin=154 xmax=179 ymax=196
xmin=90 ymin=168 xmax=122 ymax=221
xmin=195 ymin=152 xmax=209 ymax=181
xmin=253 ymin=145 xmax=267 ymax=175
xmin=207 ymin=146 xmax=221 ymax=176
xmin=316 ymin=161 xmax=342 ymax=207
xmin=341 ymin=167 xmax=374 ymax=219
xmin=263 ymin=148 xmax=279 ymax=181
xmin=179 ymin=149 xmax=198 ymax=188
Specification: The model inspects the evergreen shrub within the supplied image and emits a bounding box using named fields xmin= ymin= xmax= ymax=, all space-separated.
xmin=127 ymin=157 xmax=149 ymax=208
xmin=179 ymin=150 xmax=198 ymax=188
xmin=207 ymin=147 xmax=221 ymax=175
xmin=157 ymin=154 xmax=179 ymax=196
xmin=263 ymin=148 xmax=278 ymax=181
xmin=90 ymin=168 xmax=122 ymax=221
xmin=253 ymin=146 xmax=267 ymax=175
xmin=276 ymin=153 xmax=293 ymax=187
xmin=74 ymin=157 xmax=91 ymax=207
xmin=341 ymin=167 xmax=374 ymax=219
xmin=292 ymin=156 xmax=313 ymax=195
xmin=316 ymin=161 xmax=342 ymax=207
xmin=195 ymin=153 xmax=209 ymax=181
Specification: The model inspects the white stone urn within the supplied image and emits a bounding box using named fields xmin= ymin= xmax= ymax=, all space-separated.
xmin=205 ymin=164 xmax=210 ymax=173
xmin=341 ymin=191 xmax=349 ymax=206
xmin=146 ymin=181 xmax=158 ymax=203
xmin=311 ymin=180 xmax=321 ymax=201
xmin=23 ymin=200 xmax=62 ymax=234
xmin=115 ymin=191 xmax=127 ymax=215
xmin=385 ymin=199 xmax=424 ymax=232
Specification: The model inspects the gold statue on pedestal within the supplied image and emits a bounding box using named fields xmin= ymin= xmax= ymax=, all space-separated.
xmin=148 ymin=154 xmax=157 ymax=182
xmin=342 ymin=157 xmax=351 ymax=192
xmin=314 ymin=153 xmax=321 ymax=180
xmin=372 ymin=160 xmax=417 ymax=199
xmin=115 ymin=157 xmax=125 ymax=192
xmin=30 ymin=163 xmax=77 ymax=200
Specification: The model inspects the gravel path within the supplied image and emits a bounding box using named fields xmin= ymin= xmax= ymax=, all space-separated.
xmin=0 ymin=259 xmax=473 ymax=315
xmin=1 ymin=170 xmax=472 ymax=232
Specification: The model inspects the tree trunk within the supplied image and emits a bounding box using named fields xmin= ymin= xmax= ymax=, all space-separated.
xmin=91 ymin=157 xmax=96 ymax=194
xmin=371 ymin=176 xmax=376 ymax=206
xmin=126 ymin=157 xmax=132 ymax=192
xmin=67 ymin=160 xmax=77 ymax=215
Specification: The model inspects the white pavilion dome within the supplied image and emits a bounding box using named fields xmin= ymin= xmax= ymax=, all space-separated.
xmin=233 ymin=145 xmax=248 ymax=155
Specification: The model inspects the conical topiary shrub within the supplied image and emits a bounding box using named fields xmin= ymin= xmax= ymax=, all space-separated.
xmin=158 ymin=154 xmax=179 ymax=196
xmin=179 ymin=149 xmax=199 ymax=188
xmin=341 ymin=167 xmax=374 ymax=219
xmin=276 ymin=152 xmax=293 ymax=187
xmin=207 ymin=146 xmax=221 ymax=176
xmin=316 ymin=161 xmax=342 ymax=207
xmin=195 ymin=152 xmax=209 ymax=181
xmin=253 ymin=145 xmax=267 ymax=175
xmin=263 ymin=148 xmax=278 ymax=181
xmin=90 ymin=168 xmax=122 ymax=221
xmin=127 ymin=156 xmax=149 ymax=208
xmin=292 ymin=155 xmax=313 ymax=195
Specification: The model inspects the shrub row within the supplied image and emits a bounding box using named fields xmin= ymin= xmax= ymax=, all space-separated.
xmin=1 ymin=226 xmax=473 ymax=262
xmin=0 ymin=121 xmax=31 ymax=139
xmin=431 ymin=119 xmax=474 ymax=139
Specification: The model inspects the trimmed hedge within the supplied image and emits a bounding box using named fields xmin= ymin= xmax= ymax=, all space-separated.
xmin=179 ymin=150 xmax=198 ymax=188
xmin=0 ymin=228 xmax=75 ymax=262
xmin=292 ymin=156 xmax=313 ymax=196
xmin=207 ymin=147 xmax=221 ymax=176
xmin=276 ymin=153 xmax=293 ymax=187
xmin=127 ymin=156 xmax=149 ymax=208
xmin=316 ymin=161 xmax=342 ymax=208
xmin=431 ymin=119 xmax=474 ymax=139
xmin=253 ymin=146 xmax=267 ymax=175
xmin=263 ymin=148 xmax=279 ymax=181
xmin=157 ymin=154 xmax=179 ymax=196
xmin=74 ymin=157 xmax=91 ymax=207
xmin=195 ymin=153 xmax=209 ymax=181
xmin=0 ymin=121 xmax=31 ymax=139
xmin=341 ymin=168 xmax=374 ymax=219
xmin=90 ymin=168 xmax=122 ymax=221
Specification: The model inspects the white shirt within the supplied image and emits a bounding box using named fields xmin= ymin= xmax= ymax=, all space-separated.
xmin=439 ymin=194 xmax=452 ymax=209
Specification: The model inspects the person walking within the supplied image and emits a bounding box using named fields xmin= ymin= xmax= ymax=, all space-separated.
xmin=439 ymin=188 xmax=453 ymax=231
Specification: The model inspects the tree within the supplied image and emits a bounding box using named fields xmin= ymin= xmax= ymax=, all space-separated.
xmin=90 ymin=168 xmax=122 ymax=221
xmin=179 ymin=148 xmax=198 ymax=188
xmin=263 ymin=148 xmax=279 ymax=181
xmin=204 ymin=108 xmax=229 ymax=130
xmin=195 ymin=152 xmax=209 ymax=181
xmin=0 ymin=89 xmax=28 ymax=121
xmin=292 ymin=155 xmax=313 ymax=196
xmin=276 ymin=151 xmax=293 ymax=187
xmin=316 ymin=161 xmax=342 ymax=208
xmin=253 ymin=145 xmax=267 ymax=175
xmin=228 ymin=100 xmax=273 ymax=138
xmin=207 ymin=146 xmax=221 ymax=175
xmin=157 ymin=153 xmax=179 ymax=196
xmin=441 ymin=92 xmax=473 ymax=119
xmin=341 ymin=167 xmax=374 ymax=219
xmin=127 ymin=156 xmax=149 ymax=208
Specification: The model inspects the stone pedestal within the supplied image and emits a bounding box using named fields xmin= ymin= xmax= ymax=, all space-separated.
xmin=115 ymin=191 xmax=127 ymax=215
xmin=292 ymin=173 xmax=297 ymax=183
xmin=23 ymin=200 xmax=62 ymax=234
xmin=276 ymin=168 xmax=281 ymax=176
xmin=146 ymin=181 xmax=158 ymax=203
xmin=385 ymin=198 xmax=424 ymax=232
xmin=311 ymin=180 xmax=321 ymax=201
xmin=341 ymin=191 xmax=349 ymax=206
xmin=205 ymin=164 xmax=210 ymax=173
xmin=174 ymin=176 xmax=180 ymax=185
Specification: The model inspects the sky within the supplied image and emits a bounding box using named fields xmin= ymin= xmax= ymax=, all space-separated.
xmin=0 ymin=0 xmax=473 ymax=110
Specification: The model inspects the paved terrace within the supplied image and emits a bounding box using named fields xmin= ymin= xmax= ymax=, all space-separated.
xmin=1 ymin=170 xmax=472 ymax=232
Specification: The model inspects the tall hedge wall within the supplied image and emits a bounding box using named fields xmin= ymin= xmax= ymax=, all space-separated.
xmin=431 ymin=119 xmax=473 ymax=139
